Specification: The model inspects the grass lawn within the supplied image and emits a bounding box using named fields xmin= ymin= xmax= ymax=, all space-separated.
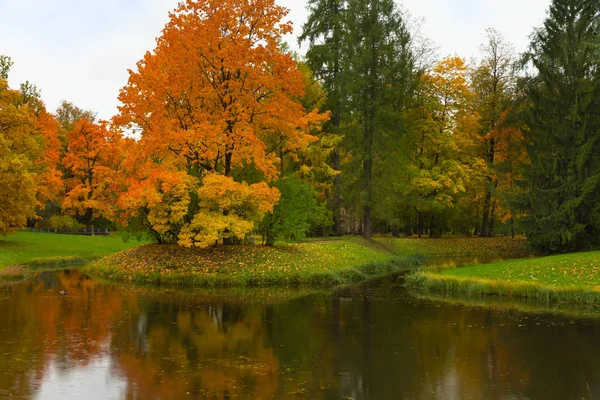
xmin=85 ymin=236 xmax=528 ymax=288
xmin=0 ymin=231 xmax=530 ymax=288
xmin=84 ymin=237 xmax=424 ymax=287
xmin=0 ymin=231 xmax=146 ymax=273
xmin=376 ymin=236 xmax=528 ymax=259
xmin=407 ymin=251 xmax=600 ymax=304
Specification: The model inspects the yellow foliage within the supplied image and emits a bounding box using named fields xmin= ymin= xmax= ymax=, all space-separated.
xmin=178 ymin=174 xmax=280 ymax=248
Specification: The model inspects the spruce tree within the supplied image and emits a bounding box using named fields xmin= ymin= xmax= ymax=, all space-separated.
xmin=521 ymin=0 xmax=600 ymax=253
xmin=343 ymin=0 xmax=415 ymax=239
xmin=300 ymin=0 xmax=348 ymax=236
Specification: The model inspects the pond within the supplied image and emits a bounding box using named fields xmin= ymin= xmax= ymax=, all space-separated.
xmin=2 ymin=269 xmax=600 ymax=399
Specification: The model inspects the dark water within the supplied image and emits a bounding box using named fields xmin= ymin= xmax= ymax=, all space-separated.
xmin=2 ymin=269 xmax=600 ymax=400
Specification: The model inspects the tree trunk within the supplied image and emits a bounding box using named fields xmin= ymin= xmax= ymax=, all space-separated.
xmin=223 ymin=149 xmax=234 ymax=245
xmin=363 ymin=10 xmax=377 ymax=241
xmin=481 ymin=187 xmax=492 ymax=237
xmin=85 ymin=208 xmax=93 ymax=230
xmin=511 ymin=217 xmax=515 ymax=239
xmin=332 ymin=149 xmax=343 ymax=236
xmin=429 ymin=213 xmax=436 ymax=238
xmin=489 ymin=200 xmax=497 ymax=237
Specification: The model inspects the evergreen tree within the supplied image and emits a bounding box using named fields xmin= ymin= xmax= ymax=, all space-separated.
xmin=343 ymin=0 xmax=415 ymax=239
xmin=521 ymin=0 xmax=600 ymax=253
xmin=300 ymin=0 xmax=348 ymax=236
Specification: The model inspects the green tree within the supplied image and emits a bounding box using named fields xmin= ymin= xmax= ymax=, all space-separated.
xmin=0 ymin=56 xmax=12 ymax=80
xmin=343 ymin=0 xmax=415 ymax=239
xmin=520 ymin=0 xmax=600 ymax=253
xmin=300 ymin=0 xmax=348 ymax=235
xmin=259 ymin=178 xmax=322 ymax=245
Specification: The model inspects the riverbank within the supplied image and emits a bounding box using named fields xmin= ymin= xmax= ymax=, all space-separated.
xmin=85 ymin=236 xmax=528 ymax=288
xmin=84 ymin=238 xmax=425 ymax=287
xmin=407 ymin=251 xmax=600 ymax=304
xmin=0 ymin=231 xmax=145 ymax=279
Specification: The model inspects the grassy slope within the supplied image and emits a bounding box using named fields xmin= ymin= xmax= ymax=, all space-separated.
xmin=0 ymin=231 xmax=146 ymax=270
xmin=376 ymin=236 xmax=528 ymax=259
xmin=407 ymin=251 xmax=600 ymax=304
xmin=85 ymin=237 xmax=428 ymax=287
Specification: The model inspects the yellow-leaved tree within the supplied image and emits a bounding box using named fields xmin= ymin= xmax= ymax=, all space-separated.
xmin=0 ymin=58 xmax=63 ymax=235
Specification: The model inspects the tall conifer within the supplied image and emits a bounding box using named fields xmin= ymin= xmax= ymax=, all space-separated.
xmin=521 ymin=0 xmax=600 ymax=253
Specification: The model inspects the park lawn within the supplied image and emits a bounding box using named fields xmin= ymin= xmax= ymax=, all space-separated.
xmin=407 ymin=251 xmax=600 ymax=304
xmin=85 ymin=237 xmax=425 ymax=287
xmin=0 ymin=231 xmax=146 ymax=271
xmin=376 ymin=236 xmax=528 ymax=259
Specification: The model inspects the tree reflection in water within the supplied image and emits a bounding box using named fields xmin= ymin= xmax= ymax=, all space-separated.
xmin=1 ymin=269 xmax=600 ymax=399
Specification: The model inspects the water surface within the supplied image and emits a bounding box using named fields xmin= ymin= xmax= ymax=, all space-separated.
xmin=2 ymin=269 xmax=600 ymax=399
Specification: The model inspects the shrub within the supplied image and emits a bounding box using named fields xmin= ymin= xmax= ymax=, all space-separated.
xmin=39 ymin=215 xmax=86 ymax=232
xmin=259 ymin=178 xmax=323 ymax=245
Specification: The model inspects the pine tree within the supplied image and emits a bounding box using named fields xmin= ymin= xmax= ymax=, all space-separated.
xmin=521 ymin=0 xmax=600 ymax=253
xmin=343 ymin=0 xmax=415 ymax=239
xmin=300 ymin=0 xmax=348 ymax=236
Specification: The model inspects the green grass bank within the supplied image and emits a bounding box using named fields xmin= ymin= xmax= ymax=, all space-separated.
xmin=0 ymin=231 xmax=528 ymax=288
xmin=85 ymin=236 xmax=527 ymax=288
xmin=0 ymin=231 xmax=146 ymax=279
xmin=407 ymin=251 xmax=600 ymax=304
xmin=376 ymin=236 xmax=528 ymax=260
xmin=84 ymin=238 xmax=425 ymax=287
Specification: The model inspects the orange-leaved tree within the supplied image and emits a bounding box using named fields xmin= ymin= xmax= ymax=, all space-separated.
xmin=62 ymin=119 xmax=124 ymax=229
xmin=0 ymin=66 xmax=63 ymax=235
xmin=115 ymin=0 xmax=328 ymax=246
xmin=18 ymin=82 xmax=64 ymax=209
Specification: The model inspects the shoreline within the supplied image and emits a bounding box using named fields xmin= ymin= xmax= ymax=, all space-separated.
xmin=406 ymin=251 xmax=600 ymax=305
xmin=83 ymin=239 xmax=426 ymax=288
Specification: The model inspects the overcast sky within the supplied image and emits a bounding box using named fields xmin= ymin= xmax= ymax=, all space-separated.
xmin=0 ymin=0 xmax=550 ymax=121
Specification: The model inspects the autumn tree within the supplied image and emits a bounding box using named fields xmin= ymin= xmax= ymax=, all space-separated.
xmin=0 ymin=80 xmax=39 ymax=234
xmin=18 ymin=82 xmax=64 ymax=210
xmin=62 ymin=119 xmax=123 ymax=229
xmin=116 ymin=0 xmax=327 ymax=247
xmin=471 ymin=29 xmax=518 ymax=237
xmin=55 ymin=100 xmax=97 ymax=132
xmin=0 ymin=57 xmax=62 ymax=234
xmin=289 ymin=62 xmax=339 ymax=219
xmin=401 ymin=57 xmax=484 ymax=237
xmin=488 ymin=106 xmax=528 ymax=238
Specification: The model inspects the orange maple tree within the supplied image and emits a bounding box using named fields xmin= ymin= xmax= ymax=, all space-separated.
xmin=62 ymin=119 xmax=124 ymax=229
xmin=33 ymin=109 xmax=63 ymax=206
xmin=115 ymin=0 xmax=328 ymax=246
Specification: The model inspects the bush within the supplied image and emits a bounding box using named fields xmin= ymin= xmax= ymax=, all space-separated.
xmin=39 ymin=215 xmax=85 ymax=232
xmin=259 ymin=178 xmax=323 ymax=245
